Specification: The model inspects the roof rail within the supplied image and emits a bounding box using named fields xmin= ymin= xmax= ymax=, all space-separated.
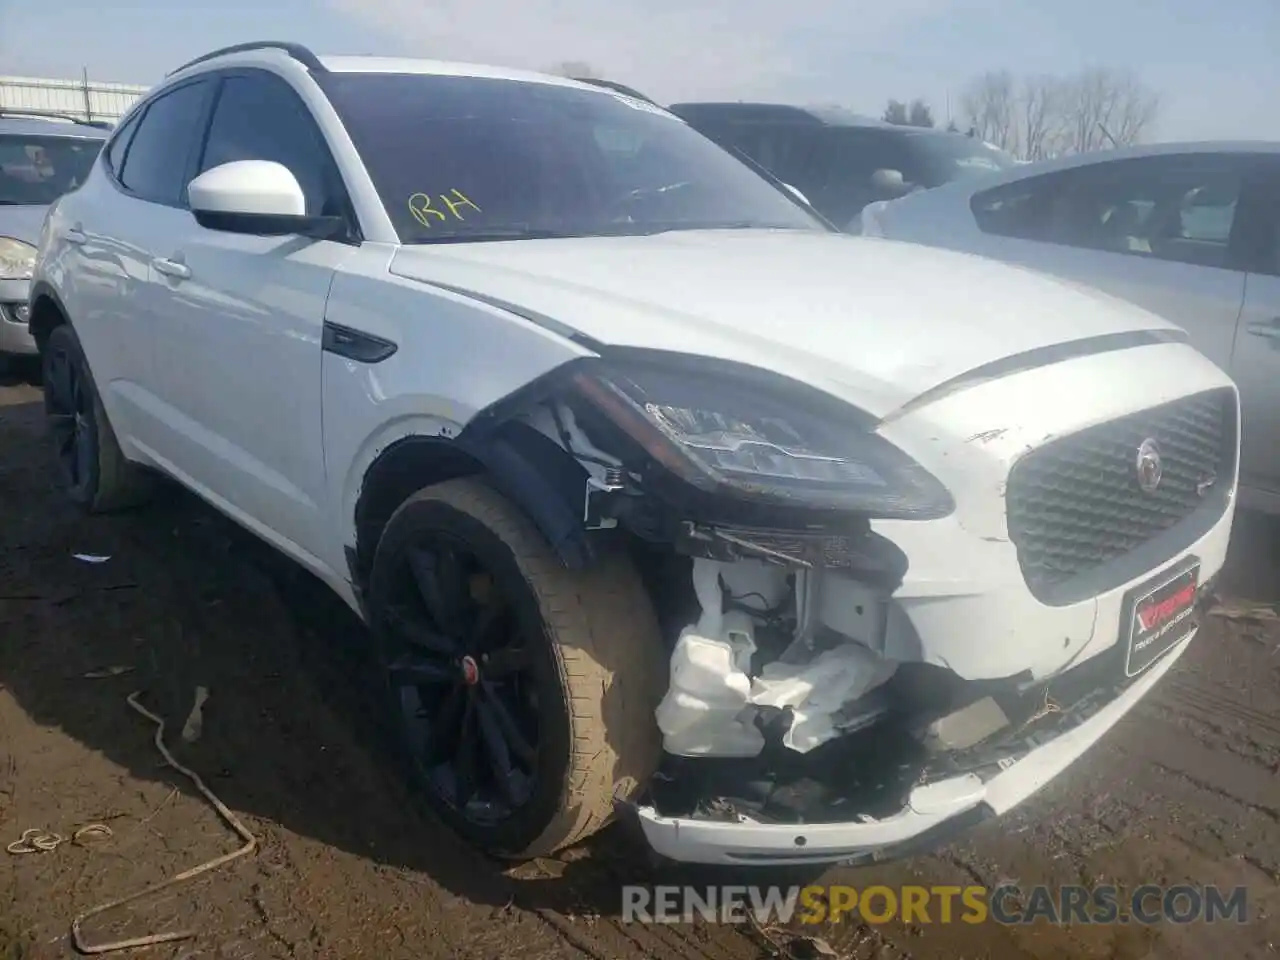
xmin=0 ymin=109 xmax=112 ymax=129
xmin=667 ymin=102 xmax=824 ymax=125
xmin=572 ymin=77 xmax=659 ymax=105
xmin=167 ymin=40 xmax=326 ymax=77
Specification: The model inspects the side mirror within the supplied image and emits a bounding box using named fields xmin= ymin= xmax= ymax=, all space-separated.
xmin=188 ymin=160 xmax=342 ymax=239
xmin=781 ymin=182 xmax=811 ymax=206
xmin=869 ymin=168 xmax=909 ymax=198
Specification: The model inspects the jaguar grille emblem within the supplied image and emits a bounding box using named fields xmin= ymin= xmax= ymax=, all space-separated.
xmin=1135 ymin=438 xmax=1162 ymax=494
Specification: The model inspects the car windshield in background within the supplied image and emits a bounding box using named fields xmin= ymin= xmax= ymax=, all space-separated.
xmin=0 ymin=134 xmax=101 ymax=205
xmin=317 ymin=73 xmax=831 ymax=243
xmin=902 ymin=132 xmax=1015 ymax=186
xmin=824 ymin=128 xmax=1015 ymax=195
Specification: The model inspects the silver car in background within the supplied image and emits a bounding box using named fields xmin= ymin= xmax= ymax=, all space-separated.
xmin=0 ymin=112 xmax=109 ymax=371
xmin=860 ymin=141 xmax=1280 ymax=516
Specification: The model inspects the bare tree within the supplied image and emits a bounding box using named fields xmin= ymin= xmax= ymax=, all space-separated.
xmin=552 ymin=60 xmax=599 ymax=79
xmin=1020 ymin=74 xmax=1067 ymax=161
xmin=1112 ymin=78 xmax=1161 ymax=146
xmin=883 ymin=99 xmax=909 ymax=125
xmin=1062 ymin=67 xmax=1160 ymax=151
xmin=961 ymin=70 xmax=1017 ymax=155
xmin=1063 ymin=69 xmax=1112 ymax=152
xmin=907 ymin=98 xmax=935 ymax=128
xmin=961 ymin=66 xmax=1161 ymax=159
xmin=884 ymin=98 xmax=936 ymax=127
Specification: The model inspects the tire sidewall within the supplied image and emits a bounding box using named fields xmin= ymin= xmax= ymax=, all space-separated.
xmin=41 ymin=325 xmax=101 ymax=507
xmin=367 ymin=487 xmax=575 ymax=858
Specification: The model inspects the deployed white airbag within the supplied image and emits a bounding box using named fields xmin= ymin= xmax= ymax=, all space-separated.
xmin=749 ymin=643 xmax=898 ymax=752
xmin=655 ymin=557 xmax=898 ymax=757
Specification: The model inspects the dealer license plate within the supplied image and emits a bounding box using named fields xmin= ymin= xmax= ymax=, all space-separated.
xmin=1121 ymin=558 xmax=1200 ymax=678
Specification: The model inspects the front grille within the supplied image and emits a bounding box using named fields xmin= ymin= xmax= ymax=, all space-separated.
xmin=1006 ymin=388 xmax=1234 ymax=602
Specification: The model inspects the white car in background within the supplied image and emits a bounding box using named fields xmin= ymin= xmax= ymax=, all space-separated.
xmin=29 ymin=42 xmax=1238 ymax=867
xmin=0 ymin=112 xmax=108 ymax=371
xmin=860 ymin=142 xmax=1280 ymax=515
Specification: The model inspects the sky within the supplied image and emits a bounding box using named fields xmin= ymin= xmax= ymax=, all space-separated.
xmin=1 ymin=0 xmax=1277 ymax=142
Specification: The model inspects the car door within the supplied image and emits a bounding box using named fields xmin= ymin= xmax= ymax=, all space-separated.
xmin=59 ymin=78 xmax=214 ymax=448
xmin=149 ymin=68 xmax=361 ymax=562
xmin=1225 ymin=156 xmax=1280 ymax=505
xmin=964 ymin=153 xmax=1252 ymax=373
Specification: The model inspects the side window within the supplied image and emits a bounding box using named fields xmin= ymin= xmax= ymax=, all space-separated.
xmin=971 ymin=175 xmax=1059 ymax=241
xmin=118 ymin=81 xmax=213 ymax=206
xmin=198 ymin=74 xmax=340 ymax=217
xmin=984 ymin=157 xmax=1243 ymax=270
xmin=104 ymin=111 xmax=141 ymax=175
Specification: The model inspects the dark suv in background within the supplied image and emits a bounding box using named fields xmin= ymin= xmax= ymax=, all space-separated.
xmin=668 ymin=103 xmax=1016 ymax=230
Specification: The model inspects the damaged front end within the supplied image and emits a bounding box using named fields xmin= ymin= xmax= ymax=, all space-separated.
xmin=462 ymin=349 xmax=1185 ymax=864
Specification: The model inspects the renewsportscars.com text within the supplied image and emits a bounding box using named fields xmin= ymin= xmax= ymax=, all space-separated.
xmin=622 ymin=884 xmax=1249 ymax=926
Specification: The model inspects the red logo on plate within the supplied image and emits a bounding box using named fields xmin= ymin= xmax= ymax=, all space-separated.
xmin=1137 ymin=583 xmax=1196 ymax=632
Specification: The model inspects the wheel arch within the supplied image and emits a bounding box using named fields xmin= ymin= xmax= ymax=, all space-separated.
xmin=27 ymin=281 xmax=71 ymax=351
xmin=350 ymin=422 xmax=595 ymax=592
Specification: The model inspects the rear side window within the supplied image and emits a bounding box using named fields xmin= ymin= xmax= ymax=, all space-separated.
xmin=198 ymin=73 xmax=343 ymax=217
xmin=118 ymin=80 xmax=213 ymax=206
xmin=973 ymin=155 xmax=1245 ymax=271
xmin=104 ymin=112 xmax=140 ymax=175
xmin=0 ymin=134 xmax=102 ymax=205
xmin=971 ymin=176 xmax=1056 ymax=241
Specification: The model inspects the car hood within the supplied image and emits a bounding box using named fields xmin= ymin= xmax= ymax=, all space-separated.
xmin=389 ymin=229 xmax=1180 ymax=418
xmin=0 ymin=204 xmax=50 ymax=246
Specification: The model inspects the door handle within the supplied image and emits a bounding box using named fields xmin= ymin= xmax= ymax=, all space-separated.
xmin=65 ymin=226 xmax=86 ymax=245
xmin=152 ymin=257 xmax=191 ymax=281
xmin=1245 ymin=316 xmax=1280 ymax=341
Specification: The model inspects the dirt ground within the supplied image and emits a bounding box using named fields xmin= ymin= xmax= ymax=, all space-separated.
xmin=2 ymin=368 xmax=1279 ymax=960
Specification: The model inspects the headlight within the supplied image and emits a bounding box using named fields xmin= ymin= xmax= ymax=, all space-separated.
xmin=0 ymin=237 xmax=36 ymax=281
xmin=569 ymin=356 xmax=954 ymax=519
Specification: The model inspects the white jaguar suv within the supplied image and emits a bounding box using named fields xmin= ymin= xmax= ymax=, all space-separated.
xmin=28 ymin=41 xmax=1239 ymax=867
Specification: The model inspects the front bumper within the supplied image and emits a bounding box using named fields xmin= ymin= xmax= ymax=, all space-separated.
xmin=630 ymin=339 xmax=1237 ymax=866
xmin=0 ymin=278 xmax=35 ymax=356
xmin=634 ymin=626 xmax=1195 ymax=865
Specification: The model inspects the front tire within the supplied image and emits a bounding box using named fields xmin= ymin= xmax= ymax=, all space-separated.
xmin=42 ymin=324 xmax=153 ymax=512
xmin=368 ymin=477 xmax=666 ymax=859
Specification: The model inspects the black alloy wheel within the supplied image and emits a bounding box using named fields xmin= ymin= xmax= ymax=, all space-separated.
xmin=382 ymin=534 xmax=541 ymax=827
xmin=368 ymin=478 xmax=665 ymax=859
xmin=42 ymin=331 xmax=97 ymax=501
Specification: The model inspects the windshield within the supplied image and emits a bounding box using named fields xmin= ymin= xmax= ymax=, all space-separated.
xmin=902 ymin=132 xmax=1015 ymax=186
xmin=825 ymin=128 xmax=1014 ymax=194
xmin=318 ymin=73 xmax=830 ymax=243
xmin=0 ymin=134 xmax=102 ymax=205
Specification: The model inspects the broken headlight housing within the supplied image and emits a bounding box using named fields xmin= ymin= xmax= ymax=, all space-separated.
xmin=570 ymin=356 xmax=954 ymax=519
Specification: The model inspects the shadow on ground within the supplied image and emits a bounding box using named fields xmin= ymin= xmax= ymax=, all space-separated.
xmin=0 ymin=357 xmax=39 ymax=390
xmin=0 ymin=395 xmax=821 ymax=936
